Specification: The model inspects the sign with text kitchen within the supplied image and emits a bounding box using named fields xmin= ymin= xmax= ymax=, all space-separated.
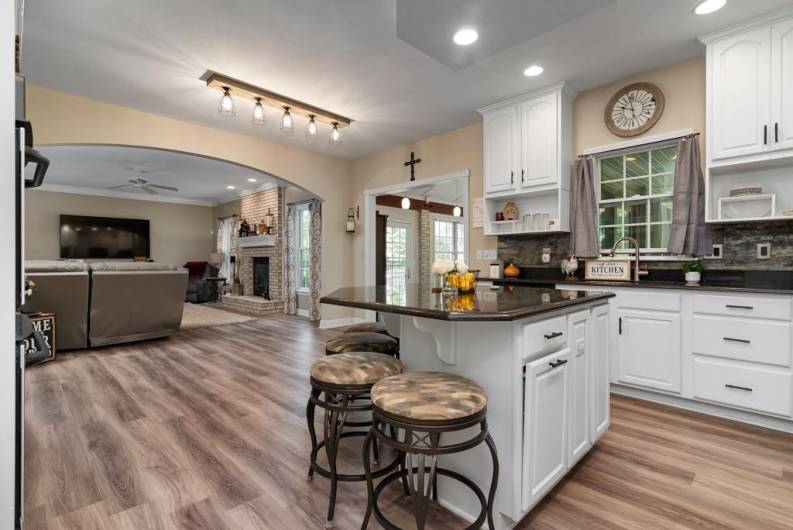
xmin=585 ymin=259 xmax=632 ymax=282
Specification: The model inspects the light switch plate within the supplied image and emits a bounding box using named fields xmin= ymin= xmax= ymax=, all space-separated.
xmin=482 ymin=249 xmax=497 ymax=260
xmin=757 ymin=243 xmax=771 ymax=259
xmin=476 ymin=250 xmax=483 ymax=260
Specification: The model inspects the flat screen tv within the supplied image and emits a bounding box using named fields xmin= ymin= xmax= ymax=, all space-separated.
xmin=60 ymin=215 xmax=150 ymax=259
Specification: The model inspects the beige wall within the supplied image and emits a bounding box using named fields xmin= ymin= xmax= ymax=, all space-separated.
xmin=26 ymin=190 xmax=214 ymax=265
xmin=213 ymin=199 xmax=241 ymax=220
xmin=28 ymin=85 xmax=355 ymax=320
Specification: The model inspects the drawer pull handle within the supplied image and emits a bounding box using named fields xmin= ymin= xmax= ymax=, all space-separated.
xmin=723 ymin=337 xmax=751 ymax=344
xmin=725 ymin=304 xmax=754 ymax=310
xmin=544 ymin=331 xmax=563 ymax=340
xmin=549 ymin=359 xmax=568 ymax=369
xmin=725 ymin=384 xmax=753 ymax=392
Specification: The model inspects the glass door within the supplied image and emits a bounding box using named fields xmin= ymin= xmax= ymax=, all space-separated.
xmin=385 ymin=221 xmax=410 ymax=304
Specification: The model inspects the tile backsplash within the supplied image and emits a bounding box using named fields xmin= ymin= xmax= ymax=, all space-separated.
xmin=497 ymin=221 xmax=793 ymax=270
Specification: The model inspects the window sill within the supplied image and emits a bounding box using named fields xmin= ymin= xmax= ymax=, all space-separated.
xmin=296 ymin=288 xmax=310 ymax=295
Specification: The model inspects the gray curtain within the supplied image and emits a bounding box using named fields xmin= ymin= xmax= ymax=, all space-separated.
xmin=570 ymin=156 xmax=600 ymax=257
xmin=284 ymin=204 xmax=297 ymax=315
xmin=667 ymin=137 xmax=712 ymax=256
xmin=308 ymin=199 xmax=322 ymax=322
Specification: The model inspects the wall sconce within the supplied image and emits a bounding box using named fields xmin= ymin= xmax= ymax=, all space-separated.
xmin=346 ymin=208 xmax=356 ymax=233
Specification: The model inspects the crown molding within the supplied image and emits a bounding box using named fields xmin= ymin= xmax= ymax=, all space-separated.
xmin=34 ymin=183 xmax=218 ymax=207
xmin=699 ymin=5 xmax=793 ymax=44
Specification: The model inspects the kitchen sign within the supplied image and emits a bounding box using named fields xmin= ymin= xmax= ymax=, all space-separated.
xmin=585 ymin=259 xmax=633 ymax=282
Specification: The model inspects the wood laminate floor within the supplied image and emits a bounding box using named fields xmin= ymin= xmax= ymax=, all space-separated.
xmin=24 ymin=314 xmax=793 ymax=529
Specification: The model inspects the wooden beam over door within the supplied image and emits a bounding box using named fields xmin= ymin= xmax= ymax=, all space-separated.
xmin=376 ymin=194 xmax=462 ymax=216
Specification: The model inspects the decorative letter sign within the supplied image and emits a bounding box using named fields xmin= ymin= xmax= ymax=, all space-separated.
xmin=585 ymin=259 xmax=632 ymax=282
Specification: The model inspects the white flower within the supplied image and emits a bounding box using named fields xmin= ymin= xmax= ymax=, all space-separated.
xmin=455 ymin=260 xmax=469 ymax=275
xmin=432 ymin=258 xmax=455 ymax=275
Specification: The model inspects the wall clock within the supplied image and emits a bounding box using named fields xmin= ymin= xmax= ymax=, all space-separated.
xmin=604 ymin=82 xmax=665 ymax=138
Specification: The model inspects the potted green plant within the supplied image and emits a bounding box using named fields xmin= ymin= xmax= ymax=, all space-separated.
xmin=682 ymin=260 xmax=704 ymax=285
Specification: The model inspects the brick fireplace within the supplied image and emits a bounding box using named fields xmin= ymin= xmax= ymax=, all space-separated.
xmin=222 ymin=187 xmax=285 ymax=315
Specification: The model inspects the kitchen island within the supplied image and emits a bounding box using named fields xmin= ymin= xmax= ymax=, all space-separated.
xmin=321 ymin=284 xmax=614 ymax=529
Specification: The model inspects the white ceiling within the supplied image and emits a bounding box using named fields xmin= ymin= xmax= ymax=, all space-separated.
xmin=21 ymin=0 xmax=793 ymax=160
xmin=35 ymin=145 xmax=286 ymax=205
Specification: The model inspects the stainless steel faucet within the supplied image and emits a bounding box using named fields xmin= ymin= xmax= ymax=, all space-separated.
xmin=609 ymin=236 xmax=648 ymax=282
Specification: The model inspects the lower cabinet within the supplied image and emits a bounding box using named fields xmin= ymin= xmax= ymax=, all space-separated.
xmin=591 ymin=303 xmax=611 ymax=439
xmin=617 ymin=309 xmax=682 ymax=393
xmin=568 ymin=311 xmax=591 ymax=466
xmin=522 ymin=347 xmax=570 ymax=512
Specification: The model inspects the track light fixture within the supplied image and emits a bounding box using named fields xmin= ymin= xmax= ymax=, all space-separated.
xmin=280 ymin=107 xmax=294 ymax=133
xmin=252 ymin=97 xmax=266 ymax=125
xmin=306 ymin=115 xmax=319 ymax=139
xmin=329 ymin=122 xmax=342 ymax=145
xmin=218 ymin=87 xmax=235 ymax=117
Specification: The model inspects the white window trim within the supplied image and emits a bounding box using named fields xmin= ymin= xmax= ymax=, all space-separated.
xmin=431 ymin=213 xmax=465 ymax=264
xmin=295 ymin=203 xmax=311 ymax=294
xmin=593 ymin=138 xmax=690 ymax=259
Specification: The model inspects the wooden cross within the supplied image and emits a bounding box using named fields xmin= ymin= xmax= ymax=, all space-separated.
xmin=404 ymin=151 xmax=422 ymax=181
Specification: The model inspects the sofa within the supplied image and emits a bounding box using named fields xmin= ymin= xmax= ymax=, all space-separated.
xmin=22 ymin=260 xmax=188 ymax=350
xmin=183 ymin=261 xmax=219 ymax=303
xmin=22 ymin=260 xmax=90 ymax=350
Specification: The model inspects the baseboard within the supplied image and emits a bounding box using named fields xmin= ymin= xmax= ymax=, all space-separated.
xmin=318 ymin=317 xmax=367 ymax=329
xmin=297 ymin=309 xmax=309 ymax=318
xmin=611 ymin=384 xmax=793 ymax=434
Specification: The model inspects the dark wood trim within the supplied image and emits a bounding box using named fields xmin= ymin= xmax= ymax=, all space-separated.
xmin=376 ymin=194 xmax=462 ymax=216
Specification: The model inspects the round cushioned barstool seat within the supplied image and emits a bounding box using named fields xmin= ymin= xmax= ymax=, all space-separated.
xmin=371 ymin=371 xmax=487 ymax=423
xmin=344 ymin=322 xmax=390 ymax=336
xmin=310 ymin=352 xmax=404 ymax=387
xmin=325 ymin=332 xmax=398 ymax=356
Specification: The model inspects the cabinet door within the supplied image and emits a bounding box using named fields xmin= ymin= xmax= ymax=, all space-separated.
xmin=617 ymin=309 xmax=681 ymax=393
xmin=520 ymin=93 xmax=558 ymax=188
xmin=568 ymin=311 xmax=591 ymax=466
xmin=522 ymin=348 xmax=570 ymax=511
xmin=483 ymin=106 xmax=518 ymax=194
xmin=772 ymin=18 xmax=793 ymax=152
xmin=710 ymin=27 xmax=772 ymax=161
xmin=591 ymin=304 xmax=611 ymax=440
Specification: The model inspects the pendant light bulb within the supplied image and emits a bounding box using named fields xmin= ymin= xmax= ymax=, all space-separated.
xmin=329 ymin=122 xmax=342 ymax=145
xmin=218 ymin=87 xmax=235 ymax=117
xmin=401 ymin=196 xmax=411 ymax=210
xmin=280 ymin=106 xmax=294 ymax=133
xmin=453 ymin=206 xmax=462 ymax=217
xmin=306 ymin=115 xmax=319 ymax=139
xmin=252 ymin=97 xmax=266 ymax=125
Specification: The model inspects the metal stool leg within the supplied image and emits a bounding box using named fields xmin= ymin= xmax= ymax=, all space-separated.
xmin=306 ymin=388 xmax=320 ymax=481
xmin=361 ymin=424 xmax=377 ymax=530
xmin=484 ymin=430 xmax=500 ymax=530
xmin=322 ymin=392 xmax=350 ymax=528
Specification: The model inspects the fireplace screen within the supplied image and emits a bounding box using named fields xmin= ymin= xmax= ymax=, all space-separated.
xmin=252 ymin=257 xmax=270 ymax=298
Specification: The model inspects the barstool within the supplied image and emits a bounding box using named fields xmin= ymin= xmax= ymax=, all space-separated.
xmin=307 ymin=352 xmax=405 ymax=528
xmin=362 ymin=372 xmax=499 ymax=530
xmin=344 ymin=322 xmax=390 ymax=335
xmin=325 ymin=331 xmax=399 ymax=357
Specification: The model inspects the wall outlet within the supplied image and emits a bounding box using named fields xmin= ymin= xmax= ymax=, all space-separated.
xmin=482 ymin=249 xmax=497 ymax=261
xmin=705 ymin=244 xmax=723 ymax=259
xmin=757 ymin=243 xmax=771 ymax=259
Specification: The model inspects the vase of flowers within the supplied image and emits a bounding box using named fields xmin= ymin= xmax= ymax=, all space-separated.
xmin=432 ymin=258 xmax=477 ymax=293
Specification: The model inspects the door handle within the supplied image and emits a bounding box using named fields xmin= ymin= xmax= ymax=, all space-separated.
xmin=510 ymin=171 xmax=514 ymax=184
xmin=725 ymin=384 xmax=752 ymax=392
xmin=725 ymin=304 xmax=753 ymax=310
xmin=618 ymin=317 xmax=622 ymax=335
xmin=549 ymin=359 xmax=568 ymax=369
xmin=775 ymin=122 xmax=779 ymax=143
xmin=521 ymin=169 xmax=525 ymax=183
xmin=764 ymin=124 xmax=768 ymax=145
xmin=544 ymin=331 xmax=563 ymax=340
xmin=723 ymin=337 xmax=751 ymax=344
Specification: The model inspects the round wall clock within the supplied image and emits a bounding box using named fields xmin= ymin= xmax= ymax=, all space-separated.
xmin=604 ymin=82 xmax=665 ymax=138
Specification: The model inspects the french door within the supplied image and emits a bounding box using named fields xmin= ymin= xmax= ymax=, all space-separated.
xmin=385 ymin=221 xmax=411 ymax=304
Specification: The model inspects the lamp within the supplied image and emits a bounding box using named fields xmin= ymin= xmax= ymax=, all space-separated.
xmin=218 ymin=87 xmax=235 ymax=117
xmin=252 ymin=97 xmax=266 ymax=125
xmin=346 ymin=208 xmax=356 ymax=233
xmin=208 ymin=252 xmax=224 ymax=273
xmin=280 ymin=106 xmax=294 ymax=133
xmin=401 ymin=196 xmax=411 ymax=209
xmin=329 ymin=122 xmax=342 ymax=145
xmin=306 ymin=115 xmax=319 ymax=139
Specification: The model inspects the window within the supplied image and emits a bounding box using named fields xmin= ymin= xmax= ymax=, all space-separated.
xmin=598 ymin=145 xmax=676 ymax=254
xmin=296 ymin=205 xmax=311 ymax=291
xmin=433 ymin=218 xmax=464 ymax=263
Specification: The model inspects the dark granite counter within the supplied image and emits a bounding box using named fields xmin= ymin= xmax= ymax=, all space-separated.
xmin=320 ymin=284 xmax=613 ymax=322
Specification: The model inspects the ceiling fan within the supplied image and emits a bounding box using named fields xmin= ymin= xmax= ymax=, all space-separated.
xmin=108 ymin=175 xmax=179 ymax=195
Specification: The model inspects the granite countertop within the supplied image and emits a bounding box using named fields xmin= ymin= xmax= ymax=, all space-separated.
xmin=320 ymin=284 xmax=613 ymax=322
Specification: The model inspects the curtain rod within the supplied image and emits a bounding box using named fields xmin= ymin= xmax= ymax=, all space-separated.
xmin=217 ymin=214 xmax=238 ymax=220
xmin=578 ymin=131 xmax=700 ymax=158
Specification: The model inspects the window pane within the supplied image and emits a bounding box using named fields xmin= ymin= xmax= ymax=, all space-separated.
xmin=650 ymin=198 xmax=673 ymax=222
xmin=625 ymin=152 xmax=649 ymax=178
xmin=601 ymin=156 xmax=623 ymax=181
xmin=625 ymin=177 xmax=649 ymax=198
xmin=650 ymin=223 xmax=671 ymax=249
xmin=622 ymin=225 xmax=647 ymax=248
xmin=599 ymin=226 xmax=622 ymax=250
xmin=623 ymin=200 xmax=647 ymax=224
xmin=652 ymin=148 xmax=676 ymax=174
xmin=599 ymin=204 xmax=621 ymax=226
xmin=651 ymin=173 xmax=674 ymax=195
xmin=601 ymin=180 xmax=623 ymax=200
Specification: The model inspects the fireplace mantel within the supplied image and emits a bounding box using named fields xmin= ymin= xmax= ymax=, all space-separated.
xmin=237 ymin=234 xmax=277 ymax=248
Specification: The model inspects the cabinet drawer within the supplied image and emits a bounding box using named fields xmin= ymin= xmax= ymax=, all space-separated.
xmin=693 ymin=294 xmax=792 ymax=321
xmin=523 ymin=316 xmax=567 ymax=361
xmin=618 ymin=291 xmax=680 ymax=312
xmin=693 ymin=358 xmax=792 ymax=417
xmin=692 ymin=315 xmax=791 ymax=367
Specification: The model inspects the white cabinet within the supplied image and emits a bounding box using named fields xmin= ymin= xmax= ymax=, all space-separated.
xmin=617 ymin=309 xmax=682 ymax=393
xmin=568 ymin=311 xmax=591 ymax=466
xmin=520 ymin=93 xmax=559 ymax=188
xmin=483 ymin=106 xmax=519 ymax=194
xmin=591 ymin=303 xmax=611 ymax=439
xmin=522 ymin=348 xmax=570 ymax=511
xmin=703 ymin=10 xmax=793 ymax=166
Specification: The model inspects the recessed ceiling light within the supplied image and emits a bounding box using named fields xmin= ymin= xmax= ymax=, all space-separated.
xmin=248 ymin=178 xmax=257 ymax=183
xmin=694 ymin=0 xmax=726 ymax=15
xmin=227 ymin=185 xmax=236 ymax=190
xmin=524 ymin=65 xmax=544 ymax=77
xmin=453 ymin=28 xmax=478 ymax=46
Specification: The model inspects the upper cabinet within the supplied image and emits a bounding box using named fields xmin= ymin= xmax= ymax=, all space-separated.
xmin=703 ymin=9 xmax=793 ymax=168
xmin=478 ymin=83 xmax=575 ymax=236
